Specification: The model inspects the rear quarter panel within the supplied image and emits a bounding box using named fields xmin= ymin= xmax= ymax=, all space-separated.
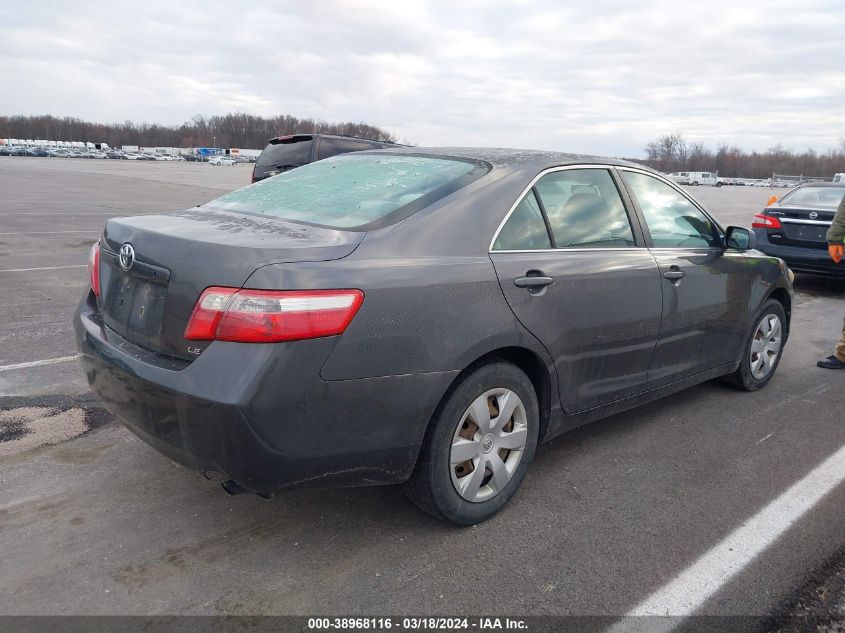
xmin=245 ymin=254 xmax=556 ymax=383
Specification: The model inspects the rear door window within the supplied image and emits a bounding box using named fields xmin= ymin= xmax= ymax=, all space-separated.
xmin=492 ymin=191 xmax=551 ymax=251
xmin=534 ymin=169 xmax=635 ymax=248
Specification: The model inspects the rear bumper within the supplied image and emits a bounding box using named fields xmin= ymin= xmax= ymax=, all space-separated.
xmin=753 ymin=231 xmax=845 ymax=278
xmin=74 ymin=293 xmax=457 ymax=493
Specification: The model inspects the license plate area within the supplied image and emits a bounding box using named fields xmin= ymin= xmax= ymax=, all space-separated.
xmin=782 ymin=223 xmax=828 ymax=244
xmin=102 ymin=272 xmax=167 ymax=340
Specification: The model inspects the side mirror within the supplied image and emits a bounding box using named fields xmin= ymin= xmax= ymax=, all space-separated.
xmin=724 ymin=226 xmax=756 ymax=251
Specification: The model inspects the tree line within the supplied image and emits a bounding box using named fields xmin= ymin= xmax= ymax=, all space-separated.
xmin=0 ymin=113 xmax=398 ymax=149
xmin=638 ymin=132 xmax=845 ymax=179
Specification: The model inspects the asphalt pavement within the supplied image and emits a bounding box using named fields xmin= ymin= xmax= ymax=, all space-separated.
xmin=1 ymin=158 xmax=843 ymax=624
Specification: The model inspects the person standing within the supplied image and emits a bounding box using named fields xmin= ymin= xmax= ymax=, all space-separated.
xmin=817 ymin=193 xmax=845 ymax=368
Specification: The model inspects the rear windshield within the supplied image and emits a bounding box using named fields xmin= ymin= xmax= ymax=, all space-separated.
xmin=256 ymin=138 xmax=313 ymax=168
xmin=204 ymin=154 xmax=488 ymax=230
xmin=780 ymin=186 xmax=845 ymax=209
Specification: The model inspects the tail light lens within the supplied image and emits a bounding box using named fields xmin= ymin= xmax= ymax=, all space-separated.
xmin=88 ymin=241 xmax=101 ymax=297
xmin=184 ymin=287 xmax=364 ymax=343
xmin=752 ymin=214 xmax=782 ymax=229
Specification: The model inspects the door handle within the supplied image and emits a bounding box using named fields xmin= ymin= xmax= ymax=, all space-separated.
xmin=663 ymin=269 xmax=686 ymax=281
xmin=514 ymin=275 xmax=555 ymax=288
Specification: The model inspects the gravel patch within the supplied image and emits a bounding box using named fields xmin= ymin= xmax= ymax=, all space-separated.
xmin=0 ymin=394 xmax=114 ymax=456
xmin=764 ymin=547 xmax=845 ymax=632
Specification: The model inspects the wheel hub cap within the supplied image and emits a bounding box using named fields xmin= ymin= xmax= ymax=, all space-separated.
xmin=749 ymin=314 xmax=782 ymax=380
xmin=449 ymin=388 xmax=529 ymax=503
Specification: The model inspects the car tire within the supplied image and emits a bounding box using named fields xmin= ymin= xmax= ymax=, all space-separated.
xmin=403 ymin=361 xmax=539 ymax=525
xmin=723 ymin=299 xmax=787 ymax=391
xmin=692 ymin=181 xmax=700 ymax=186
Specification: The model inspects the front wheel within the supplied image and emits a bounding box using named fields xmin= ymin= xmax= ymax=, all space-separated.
xmin=723 ymin=299 xmax=787 ymax=391
xmin=404 ymin=362 xmax=539 ymax=525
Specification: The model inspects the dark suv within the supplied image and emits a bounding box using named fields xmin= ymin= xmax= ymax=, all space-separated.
xmin=252 ymin=134 xmax=400 ymax=182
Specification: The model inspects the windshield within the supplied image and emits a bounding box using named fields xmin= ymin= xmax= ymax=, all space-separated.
xmin=780 ymin=186 xmax=845 ymax=209
xmin=205 ymin=154 xmax=488 ymax=229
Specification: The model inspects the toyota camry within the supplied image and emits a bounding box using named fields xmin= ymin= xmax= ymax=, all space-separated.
xmin=74 ymin=148 xmax=793 ymax=524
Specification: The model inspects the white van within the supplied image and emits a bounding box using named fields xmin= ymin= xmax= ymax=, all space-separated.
xmin=686 ymin=172 xmax=720 ymax=186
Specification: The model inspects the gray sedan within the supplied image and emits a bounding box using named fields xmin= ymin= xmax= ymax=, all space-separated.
xmin=74 ymin=148 xmax=793 ymax=524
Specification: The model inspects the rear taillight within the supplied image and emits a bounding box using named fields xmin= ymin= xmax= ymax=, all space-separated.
xmin=88 ymin=241 xmax=101 ymax=297
xmin=184 ymin=287 xmax=364 ymax=343
xmin=752 ymin=214 xmax=782 ymax=229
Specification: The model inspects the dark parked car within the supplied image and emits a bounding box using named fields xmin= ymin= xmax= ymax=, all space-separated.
xmin=251 ymin=133 xmax=400 ymax=182
xmin=753 ymin=182 xmax=845 ymax=277
xmin=75 ymin=149 xmax=793 ymax=524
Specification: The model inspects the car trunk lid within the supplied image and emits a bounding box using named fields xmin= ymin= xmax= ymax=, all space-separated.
xmin=767 ymin=205 xmax=834 ymax=249
xmin=99 ymin=208 xmax=363 ymax=361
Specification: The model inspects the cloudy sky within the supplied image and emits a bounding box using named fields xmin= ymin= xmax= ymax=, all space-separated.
xmin=2 ymin=0 xmax=843 ymax=156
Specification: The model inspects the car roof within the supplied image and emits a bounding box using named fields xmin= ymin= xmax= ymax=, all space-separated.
xmin=269 ymin=133 xmax=401 ymax=145
xmin=354 ymin=146 xmax=648 ymax=172
xmin=792 ymin=181 xmax=845 ymax=188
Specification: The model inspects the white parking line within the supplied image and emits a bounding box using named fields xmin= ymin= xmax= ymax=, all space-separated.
xmin=0 ymin=212 xmax=144 ymax=215
xmin=609 ymin=443 xmax=845 ymax=632
xmin=0 ymin=230 xmax=98 ymax=235
xmin=0 ymin=265 xmax=87 ymax=273
xmin=0 ymin=355 xmax=80 ymax=372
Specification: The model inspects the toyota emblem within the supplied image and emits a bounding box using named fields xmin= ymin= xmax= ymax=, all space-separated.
xmin=119 ymin=243 xmax=136 ymax=271
xmin=809 ymin=211 xmax=819 ymax=220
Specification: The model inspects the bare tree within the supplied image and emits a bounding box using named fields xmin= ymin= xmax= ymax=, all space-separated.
xmin=0 ymin=112 xmax=398 ymax=148
xmin=638 ymin=133 xmax=845 ymax=178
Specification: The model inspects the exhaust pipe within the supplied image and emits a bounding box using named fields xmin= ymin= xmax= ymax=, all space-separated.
xmin=221 ymin=479 xmax=246 ymax=496
xmin=221 ymin=479 xmax=274 ymax=499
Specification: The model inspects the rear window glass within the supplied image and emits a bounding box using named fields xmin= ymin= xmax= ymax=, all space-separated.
xmin=780 ymin=186 xmax=845 ymax=209
xmin=204 ymin=154 xmax=487 ymax=229
xmin=256 ymin=139 xmax=313 ymax=168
